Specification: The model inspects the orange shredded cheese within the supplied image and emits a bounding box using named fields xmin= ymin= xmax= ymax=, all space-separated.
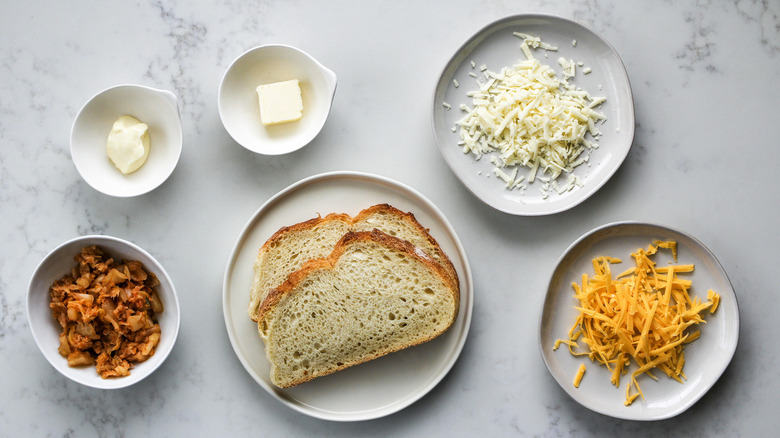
xmin=707 ymin=289 xmax=720 ymax=313
xmin=573 ymin=363 xmax=586 ymax=388
xmin=555 ymin=240 xmax=720 ymax=406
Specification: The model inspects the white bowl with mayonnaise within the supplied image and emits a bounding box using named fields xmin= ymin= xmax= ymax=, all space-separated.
xmin=218 ymin=45 xmax=337 ymax=155
xmin=71 ymin=84 xmax=183 ymax=197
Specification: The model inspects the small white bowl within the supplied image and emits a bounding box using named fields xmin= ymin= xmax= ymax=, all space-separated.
xmin=218 ymin=45 xmax=337 ymax=155
xmin=71 ymin=84 xmax=183 ymax=197
xmin=27 ymin=235 xmax=181 ymax=389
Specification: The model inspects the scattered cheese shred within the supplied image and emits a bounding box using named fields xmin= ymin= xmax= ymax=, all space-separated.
xmin=573 ymin=363 xmax=586 ymax=387
xmin=455 ymin=33 xmax=606 ymax=191
xmin=707 ymin=289 xmax=720 ymax=313
xmin=555 ymin=241 xmax=720 ymax=406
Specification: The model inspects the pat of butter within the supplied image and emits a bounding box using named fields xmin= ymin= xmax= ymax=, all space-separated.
xmin=256 ymin=79 xmax=303 ymax=126
xmin=106 ymin=115 xmax=151 ymax=174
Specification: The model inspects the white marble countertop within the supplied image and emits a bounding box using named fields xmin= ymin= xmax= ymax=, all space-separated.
xmin=2 ymin=0 xmax=778 ymax=436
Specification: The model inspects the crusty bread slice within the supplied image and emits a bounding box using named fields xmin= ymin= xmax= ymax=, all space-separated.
xmin=256 ymin=230 xmax=460 ymax=388
xmin=248 ymin=204 xmax=458 ymax=321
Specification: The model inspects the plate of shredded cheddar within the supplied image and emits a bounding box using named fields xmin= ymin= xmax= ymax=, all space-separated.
xmin=539 ymin=222 xmax=739 ymax=420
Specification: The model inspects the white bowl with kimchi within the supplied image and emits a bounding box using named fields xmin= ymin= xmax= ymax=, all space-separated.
xmin=27 ymin=235 xmax=180 ymax=389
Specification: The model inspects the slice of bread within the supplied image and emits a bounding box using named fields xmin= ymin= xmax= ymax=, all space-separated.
xmin=256 ymin=230 xmax=460 ymax=388
xmin=248 ymin=204 xmax=458 ymax=322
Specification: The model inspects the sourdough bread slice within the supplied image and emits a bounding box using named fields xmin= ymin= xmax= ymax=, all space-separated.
xmin=248 ymin=204 xmax=458 ymax=321
xmin=257 ymin=230 xmax=460 ymax=388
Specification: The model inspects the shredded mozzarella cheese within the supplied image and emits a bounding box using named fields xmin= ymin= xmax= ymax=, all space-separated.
xmin=455 ymin=33 xmax=606 ymax=191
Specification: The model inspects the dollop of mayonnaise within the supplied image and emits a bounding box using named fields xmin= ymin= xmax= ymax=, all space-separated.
xmin=106 ymin=115 xmax=150 ymax=174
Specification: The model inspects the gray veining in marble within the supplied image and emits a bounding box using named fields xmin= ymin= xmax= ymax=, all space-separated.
xmin=2 ymin=0 xmax=779 ymax=436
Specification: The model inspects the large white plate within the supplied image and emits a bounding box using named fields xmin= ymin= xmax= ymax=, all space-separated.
xmin=539 ymin=222 xmax=739 ymax=420
xmin=432 ymin=14 xmax=635 ymax=215
xmin=223 ymin=171 xmax=473 ymax=421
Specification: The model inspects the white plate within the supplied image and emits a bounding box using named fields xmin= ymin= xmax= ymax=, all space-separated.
xmin=222 ymin=171 xmax=473 ymax=421
xmin=432 ymin=14 xmax=635 ymax=215
xmin=539 ymin=222 xmax=739 ymax=420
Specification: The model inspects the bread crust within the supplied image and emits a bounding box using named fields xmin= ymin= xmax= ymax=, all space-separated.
xmin=355 ymin=204 xmax=460 ymax=291
xmin=257 ymin=229 xmax=460 ymax=387
xmin=256 ymin=212 xmax=351 ymax=256
xmin=248 ymin=204 xmax=459 ymax=321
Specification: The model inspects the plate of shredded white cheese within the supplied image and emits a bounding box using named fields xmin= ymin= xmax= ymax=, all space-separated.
xmin=433 ymin=14 xmax=634 ymax=215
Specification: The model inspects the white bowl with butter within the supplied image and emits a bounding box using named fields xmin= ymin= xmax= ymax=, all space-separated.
xmin=71 ymin=84 xmax=183 ymax=197
xmin=218 ymin=45 xmax=337 ymax=155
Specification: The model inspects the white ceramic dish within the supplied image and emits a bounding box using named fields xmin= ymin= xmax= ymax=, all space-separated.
xmin=539 ymin=222 xmax=739 ymax=420
xmin=70 ymin=84 xmax=183 ymax=197
xmin=27 ymin=235 xmax=181 ymax=389
xmin=218 ymin=45 xmax=337 ymax=155
xmin=222 ymin=171 xmax=473 ymax=421
xmin=432 ymin=14 xmax=635 ymax=215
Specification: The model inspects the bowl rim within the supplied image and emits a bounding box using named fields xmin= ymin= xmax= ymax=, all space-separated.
xmin=27 ymin=234 xmax=181 ymax=389
xmin=217 ymin=43 xmax=337 ymax=155
xmin=69 ymin=83 xmax=183 ymax=198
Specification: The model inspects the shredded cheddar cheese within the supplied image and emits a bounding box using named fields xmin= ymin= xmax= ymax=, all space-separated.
xmin=707 ymin=289 xmax=720 ymax=313
xmin=554 ymin=241 xmax=720 ymax=406
xmin=573 ymin=363 xmax=586 ymax=388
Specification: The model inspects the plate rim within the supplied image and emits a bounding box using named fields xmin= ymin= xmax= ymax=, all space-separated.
xmin=431 ymin=13 xmax=636 ymax=216
xmin=221 ymin=170 xmax=474 ymax=421
xmin=538 ymin=221 xmax=740 ymax=420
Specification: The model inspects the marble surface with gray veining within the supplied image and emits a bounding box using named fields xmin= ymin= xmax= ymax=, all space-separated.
xmin=2 ymin=0 xmax=779 ymax=436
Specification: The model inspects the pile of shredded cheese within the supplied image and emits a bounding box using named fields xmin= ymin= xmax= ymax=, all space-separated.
xmin=553 ymin=241 xmax=720 ymax=406
xmin=455 ymin=33 xmax=606 ymax=194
